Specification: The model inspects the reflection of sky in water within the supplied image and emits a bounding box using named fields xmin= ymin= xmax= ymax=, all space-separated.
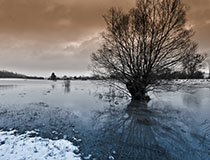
xmin=0 ymin=79 xmax=210 ymax=159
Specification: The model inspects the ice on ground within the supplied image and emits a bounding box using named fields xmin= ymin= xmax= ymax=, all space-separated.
xmin=0 ymin=130 xmax=81 ymax=160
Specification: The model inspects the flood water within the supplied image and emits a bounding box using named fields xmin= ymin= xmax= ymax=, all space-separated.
xmin=0 ymin=79 xmax=210 ymax=160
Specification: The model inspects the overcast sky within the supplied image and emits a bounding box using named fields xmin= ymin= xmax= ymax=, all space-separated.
xmin=0 ymin=0 xmax=209 ymax=77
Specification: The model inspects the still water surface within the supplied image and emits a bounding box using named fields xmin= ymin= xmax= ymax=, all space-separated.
xmin=0 ymin=79 xmax=210 ymax=160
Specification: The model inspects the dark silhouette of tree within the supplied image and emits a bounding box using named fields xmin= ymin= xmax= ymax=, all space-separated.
xmin=204 ymin=55 xmax=210 ymax=78
xmin=0 ymin=70 xmax=44 ymax=79
xmin=182 ymin=44 xmax=205 ymax=78
xmin=91 ymin=0 xmax=197 ymax=101
xmin=0 ymin=70 xmax=26 ymax=78
xmin=49 ymin=72 xmax=57 ymax=81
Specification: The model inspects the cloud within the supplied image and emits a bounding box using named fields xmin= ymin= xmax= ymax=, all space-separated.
xmin=0 ymin=0 xmax=135 ymax=40
xmin=183 ymin=0 xmax=210 ymax=53
xmin=0 ymin=31 xmax=101 ymax=76
xmin=0 ymin=0 xmax=209 ymax=76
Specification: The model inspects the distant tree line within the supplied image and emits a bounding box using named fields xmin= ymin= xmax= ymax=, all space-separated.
xmin=61 ymin=75 xmax=103 ymax=81
xmin=59 ymin=72 xmax=206 ymax=81
xmin=48 ymin=72 xmax=104 ymax=81
xmin=157 ymin=69 xmax=205 ymax=80
xmin=0 ymin=69 xmax=206 ymax=81
xmin=0 ymin=70 xmax=44 ymax=79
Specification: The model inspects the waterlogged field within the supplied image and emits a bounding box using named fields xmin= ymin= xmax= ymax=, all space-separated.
xmin=0 ymin=79 xmax=210 ymax=160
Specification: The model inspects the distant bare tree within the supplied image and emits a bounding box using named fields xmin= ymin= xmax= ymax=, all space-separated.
xmin=205 ymin=55 xmax=210 ymax=78
xmin=91 ymin=0 xmax=197 ymax=101
xmin=208 ymin=60 xmax=210 ymax=78
xmin=49 ymin=72 xmax=57 ymax=81
xmin=182 ymin=44 xmax=205 ymax=77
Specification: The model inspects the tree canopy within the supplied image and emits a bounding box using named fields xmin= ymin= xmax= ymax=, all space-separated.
xmin=91 ymin=0 xmax=201 ymax=101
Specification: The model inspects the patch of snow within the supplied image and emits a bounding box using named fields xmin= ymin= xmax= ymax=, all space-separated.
xmin=0 ymin=130 xmax=81 ymax=160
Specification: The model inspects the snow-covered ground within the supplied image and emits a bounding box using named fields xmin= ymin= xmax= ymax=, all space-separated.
xmin=0 ymin=130 xmax=80 ymax=160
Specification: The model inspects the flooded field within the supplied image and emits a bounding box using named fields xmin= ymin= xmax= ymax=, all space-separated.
xmin=0 ymin=79 xmax=210 ymax=160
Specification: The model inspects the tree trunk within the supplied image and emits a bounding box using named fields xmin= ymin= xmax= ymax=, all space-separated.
xmin=126 ymin=83 xmax=150 ymax=102
xmin=127 ymin=100 xmax=148 ymax=108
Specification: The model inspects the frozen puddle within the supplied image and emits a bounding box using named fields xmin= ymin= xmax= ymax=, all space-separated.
xmin=0 ymin=130 xmax=81 ymax=160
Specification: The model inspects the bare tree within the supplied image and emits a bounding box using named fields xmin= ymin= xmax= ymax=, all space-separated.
xmin=205 ymin=55 xmax=210 ymax=78
xmin=208 ymin=60 xmax=210 ymax=78
xmin=182 ymin=44 xmax=205 ymax=78
xmin=91 ymin=0 xmax=196 ymax=101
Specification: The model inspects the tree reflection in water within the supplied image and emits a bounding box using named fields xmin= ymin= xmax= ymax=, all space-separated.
xmin=64 ymin=79 xmax=71 ymax=93
xmin=80 ymin=100 xmax=210 ymax=160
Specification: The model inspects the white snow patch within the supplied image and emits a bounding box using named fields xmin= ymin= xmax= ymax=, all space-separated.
xmin=0 ymin=130 xmax=81 ymax=160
